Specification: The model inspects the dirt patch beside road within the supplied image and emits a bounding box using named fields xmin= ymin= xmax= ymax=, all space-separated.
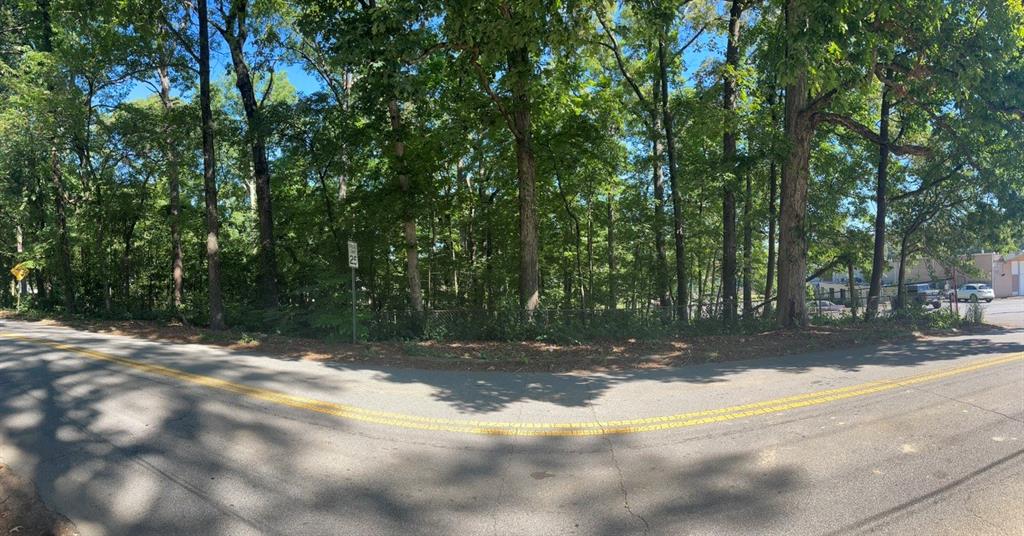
xmin=1 ymin=311 xmax=999 ymax=372
xmin=0 ymin=463 xmax=79 ymax=536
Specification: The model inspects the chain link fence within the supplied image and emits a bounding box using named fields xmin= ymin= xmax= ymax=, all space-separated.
xmin=362 ymin=280 xmax=965 ymax=341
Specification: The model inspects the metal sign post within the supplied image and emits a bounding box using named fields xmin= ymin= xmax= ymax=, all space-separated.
xmin=348 ymin=241 xmax=358 ymax=343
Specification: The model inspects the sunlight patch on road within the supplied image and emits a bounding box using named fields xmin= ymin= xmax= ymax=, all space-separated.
xmin=1 ymin=333 xmax=1021 ymax=437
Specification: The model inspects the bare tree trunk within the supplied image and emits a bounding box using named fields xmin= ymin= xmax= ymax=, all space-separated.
xmin=866 ymin=80 xmax=891 ymax=319
xmin=508 ymin=45 xmax=540 ymax=312
xmin=658 ymin=37 xmax=688 ymax=321
xmin=721 ymin=0 xmax=743 ymax=324
xmin=198 ymin=0 xmax=225 ymax=330
xmin=158 ymin=65 xmax=184 ymax=312
xmin=387 ymin=100 xmax=423 ymax=313
xmin=221 ymin=0 xmax=279 ymax=309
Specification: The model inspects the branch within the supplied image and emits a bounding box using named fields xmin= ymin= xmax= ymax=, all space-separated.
xmin=161 ymin=11 xmax=200 ymax=64
xmin=889 ymin=163 xmax=965 ymax=202
xmin=678 ymin=25 xmax=706 ymax=55
xmin=806 ymin=256 xmax=842 ymax=282
xmin=258 ymin=68 xmax=274 ymax=108
xmin=467 ymin=52 xmax=520 ymax=139
xmin=594 ymin=9 xmax=649 ymax=110
xmin=805 ymin=88 xmax=837 ymax=116
xmin=817 ymin=112 xmax=932 ymax=156
xmin=289 ymin=41 xmax=345 ymax=103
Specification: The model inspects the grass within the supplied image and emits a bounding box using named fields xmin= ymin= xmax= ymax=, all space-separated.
xmin=1 ymin=307 xmax=993 ymax=373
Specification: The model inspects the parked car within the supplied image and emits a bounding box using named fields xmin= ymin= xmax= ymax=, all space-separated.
xmin=905 ymin=283 xmax=942 ymax=309
xmin=812 ymin=300 xmax=844 ymax=312
xmin=949 ymin=283 xmax=995 ymax=303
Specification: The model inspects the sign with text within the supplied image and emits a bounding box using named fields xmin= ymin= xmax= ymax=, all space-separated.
xmin=347 ymin=241 xmax=358 ymax=268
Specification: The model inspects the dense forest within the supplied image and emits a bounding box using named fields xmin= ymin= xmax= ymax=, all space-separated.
xmin=1 ymin=0 xmax=1022 ymax=339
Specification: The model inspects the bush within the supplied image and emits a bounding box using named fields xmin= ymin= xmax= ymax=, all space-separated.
xmin=965 ymin=302 xmax=985 ymax=325
xmin=924 ymin=308 xmax=961 ymax=330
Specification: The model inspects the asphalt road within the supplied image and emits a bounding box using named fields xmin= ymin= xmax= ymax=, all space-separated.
xmin=963 ymin=296 xmax=1024 ymax=329
xmin=1 ymin=307 xmax=1022 ymax=535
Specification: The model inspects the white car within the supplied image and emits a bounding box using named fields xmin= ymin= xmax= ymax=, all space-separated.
xmin=949 ymin=284 xmax=995 ymax=303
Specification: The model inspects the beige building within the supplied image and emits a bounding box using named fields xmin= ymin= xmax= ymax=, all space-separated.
xmin=900 ymin=252 xmax=1023 ymax=298
xmin=993 ymin=252 xmax=1024 ymax=298
xmin=822 ymin=251 xmax=1024 ymax=299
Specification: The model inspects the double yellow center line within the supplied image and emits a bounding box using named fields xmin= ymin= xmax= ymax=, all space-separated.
xmin=2 ymin=332 xmax=1020 ymax=437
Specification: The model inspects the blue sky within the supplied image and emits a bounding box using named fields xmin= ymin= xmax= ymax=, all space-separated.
xmin=123 ymin=22 xmax=724 ymax=104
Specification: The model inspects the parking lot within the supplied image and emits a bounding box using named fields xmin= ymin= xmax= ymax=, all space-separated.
xmin=961 ymin=295 xmax=1024 ymax=328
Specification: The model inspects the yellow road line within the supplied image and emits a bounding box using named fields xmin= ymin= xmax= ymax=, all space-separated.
xmin=1 ymin=333 xmax=1020 ymax=437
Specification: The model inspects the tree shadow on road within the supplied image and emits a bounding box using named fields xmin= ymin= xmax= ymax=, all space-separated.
xmin=11 ymin=325 xmax=1023 ymax=415
xmin=362 ymin=334 xmax=1023 ymax=412
xmin=3 ymin=332 xmax=1020 ymax=535
xmin=1 ymin=339 xmax=806 ymax=535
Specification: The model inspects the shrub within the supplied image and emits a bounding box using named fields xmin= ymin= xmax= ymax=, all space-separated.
xmin=965 ymin=302 xmax=984 ymax=325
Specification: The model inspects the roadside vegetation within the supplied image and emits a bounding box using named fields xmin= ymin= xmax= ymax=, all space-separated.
xmin=1 ymin=1 xmax=1021 ymax=342
xmin=1 ymin=304 xmax=991 ymax=372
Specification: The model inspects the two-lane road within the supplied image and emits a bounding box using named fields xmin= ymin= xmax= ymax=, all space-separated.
xmin=1 ymin=317 xmax=1022 ymax=535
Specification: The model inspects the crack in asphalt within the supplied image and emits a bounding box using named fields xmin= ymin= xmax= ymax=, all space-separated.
xmin=910 ymin=383 xmax=1024 ymax=424
xmin=490 ymin=406 xmax=521 ymax=536
xmin=591 ymin=404 xmax=650 ymax=535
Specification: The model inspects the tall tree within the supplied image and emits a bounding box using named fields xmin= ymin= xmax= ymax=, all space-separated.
xmin=216 ymin=0 xmax=279 ymax=308
xmin=158 ymin=64 xmax=184 ymax=312
xmin=198 ymin=0 xmax=225 ymax=329
xmin=720 ymin=0 xmax=743 ymax=323
xmin=762 ymin=88 xmax=778 ymax=319
xmin=776 ymin=0 xmax=816 ymax=328
xmin=659 ymin=34 xmax=689 ymax=321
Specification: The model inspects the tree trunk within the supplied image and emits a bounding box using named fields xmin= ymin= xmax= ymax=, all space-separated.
xmin=338 ymin=69 xmax=352 ymax=201
xmin=896 ymin=235 xmax=909 ymax=310
xmin=651 ymin=78 xmax=670 ymax=308
xmin=387 ymin=100 xmax=423 ymax=313
xmin=198 ymin=0 xmax=225 ymax=330
xmin=15 ymin=226 xmax=26 ymax=296
xmin=509 ymin=45 xmax=540 ymax=312
xmin=159 ymin=65 xmax=184 ymax=312
xmin=221 ymin=1 xmax=279 ymax=309
xmin=658 ymin=37 xmax=688 ymax=321
xmin=36 ymin=0 xmax=74 ymax=312
xmin=777 ymin=0 xmax=814 ymax=328
xmin=721 ymin=0 xmax=743 ymax=324
xmin=586 ymin=204 xmax=594 ymax=308
xmin=847 ymin=260 xmax=858 ymax=320
xmin=606 ymin=198 xmax=617 ymax=309
xmin=50 ymin=146 xmax=75 ymax=312
xmin=865 ymin=81 xmax=891 ymax=319
xmin=742 ymin=162 xmax=753 ymax=317
xmin=120 ymin=220 xmax=136 ymax=306
xmin=763 ymin=94 xmax=778 ymax=319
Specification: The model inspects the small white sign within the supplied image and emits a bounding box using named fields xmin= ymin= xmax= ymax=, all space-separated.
xmin=347 ymin=241 xmax=358 ymax=268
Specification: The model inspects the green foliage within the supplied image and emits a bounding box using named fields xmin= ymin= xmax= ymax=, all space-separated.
xmin=0 ymin=0 xmax=1020 ymax=341
xmin=965 ymin=302 xmax=984 ymax=325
